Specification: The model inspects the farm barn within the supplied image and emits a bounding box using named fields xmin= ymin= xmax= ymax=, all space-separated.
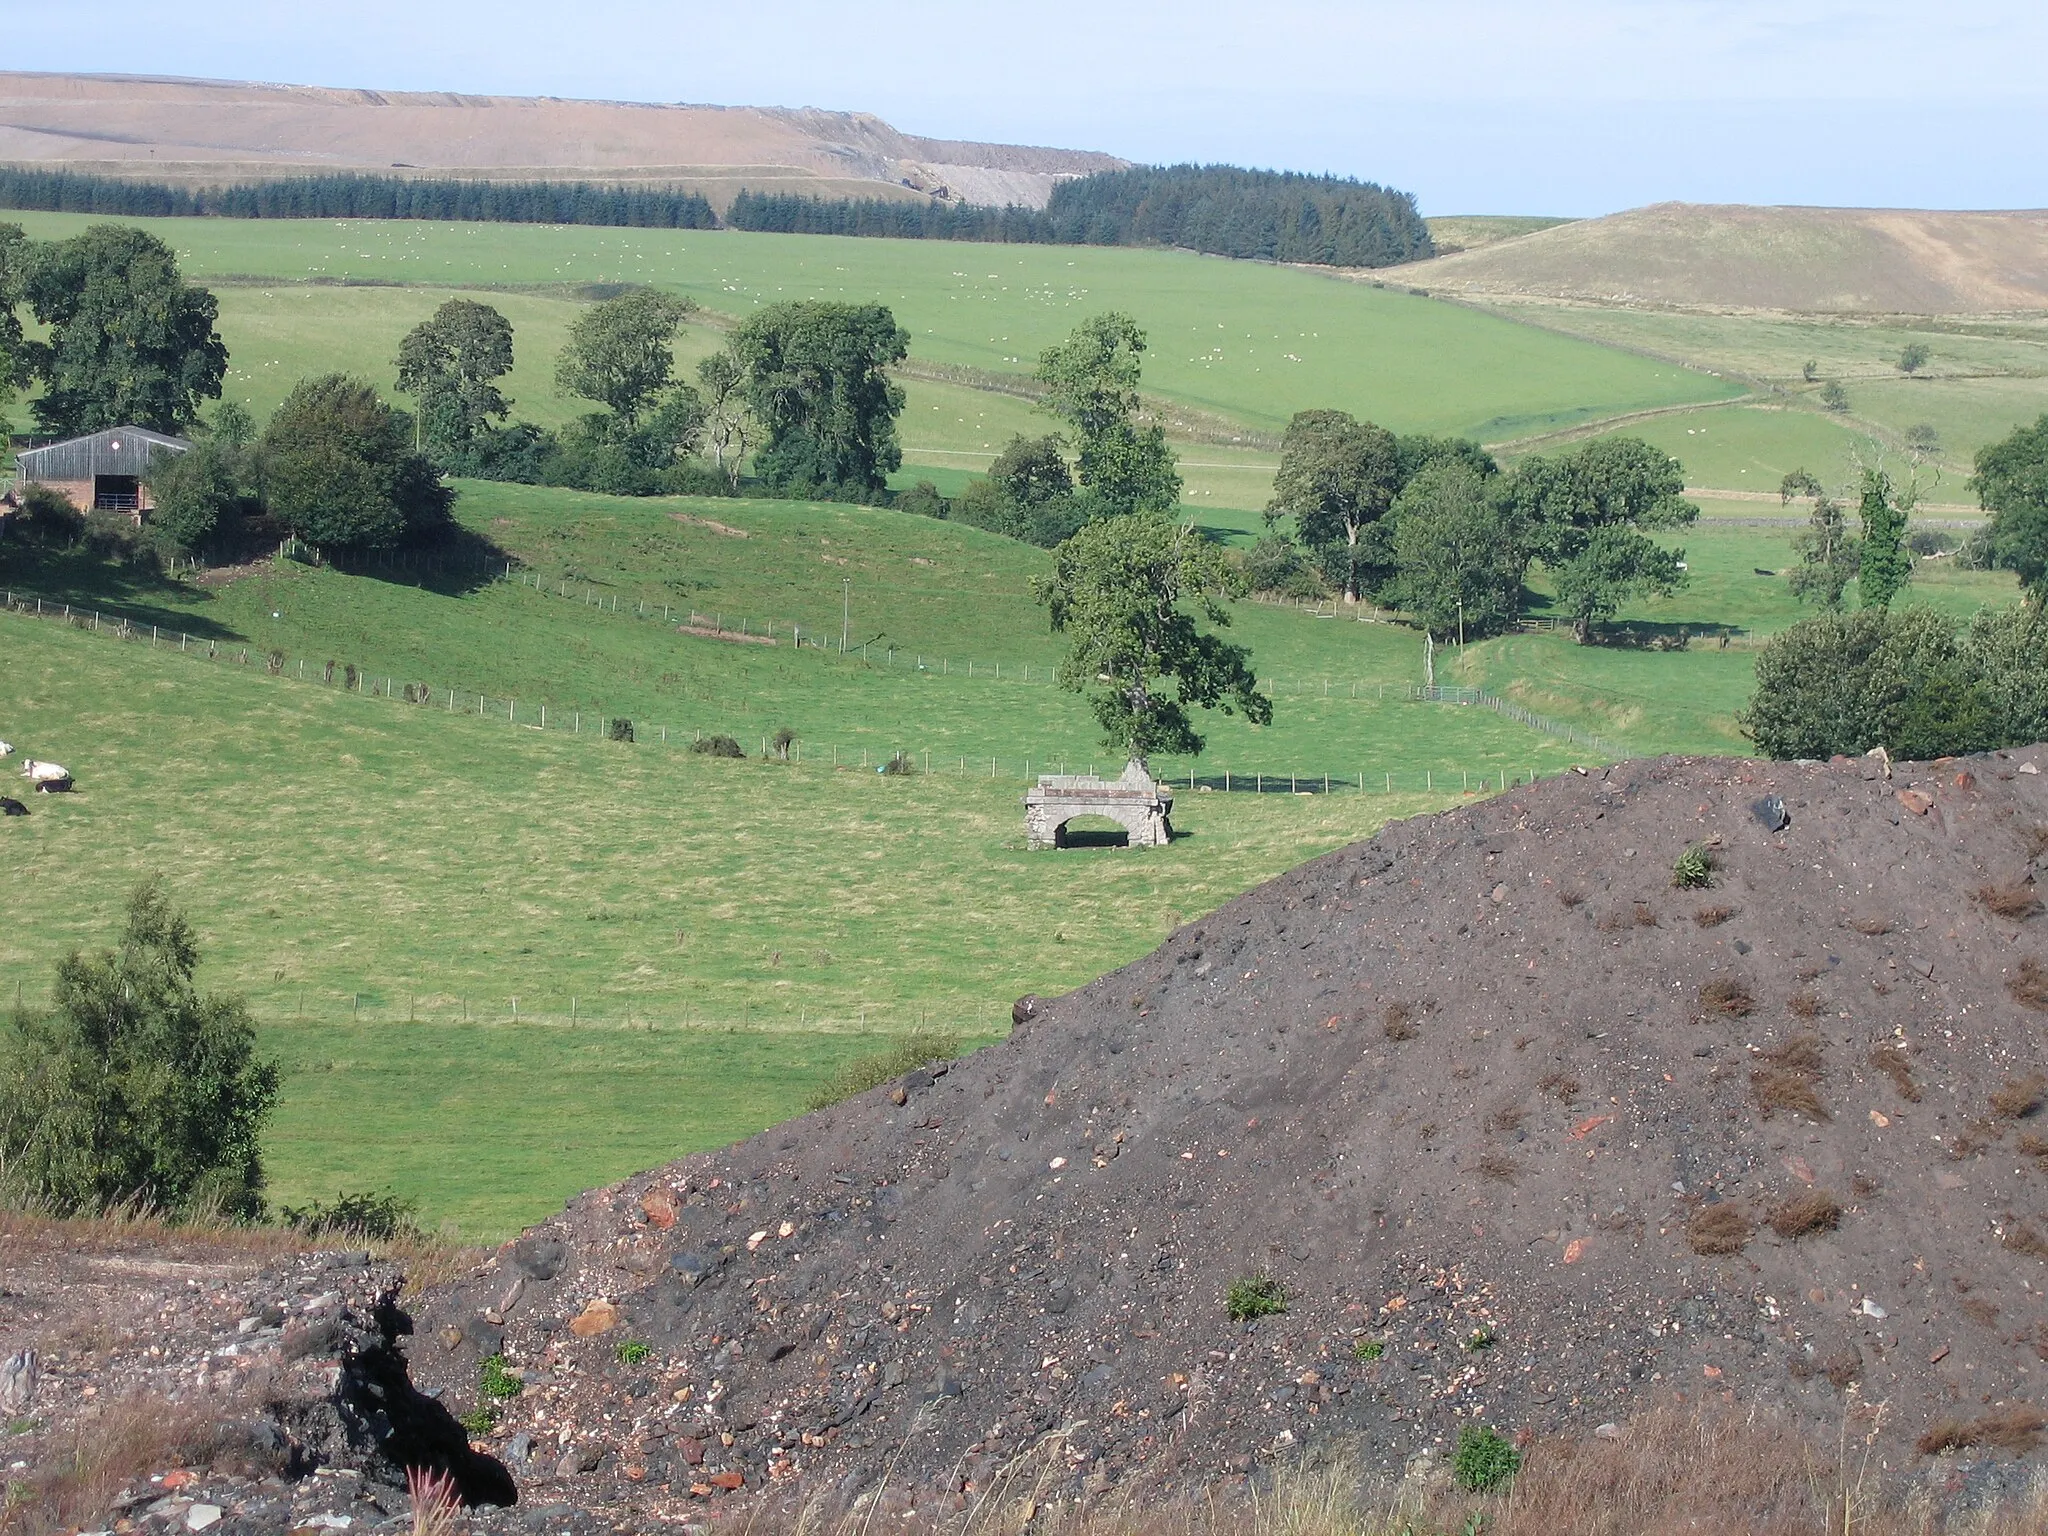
xmin=11 ymin=427 xmax=191 ymax=521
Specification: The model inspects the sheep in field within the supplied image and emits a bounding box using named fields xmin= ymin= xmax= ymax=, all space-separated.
xmin=0 ymin=741 xmax=12 ymax=757
xmin=21 ymin=760 xmax=72 ymax=792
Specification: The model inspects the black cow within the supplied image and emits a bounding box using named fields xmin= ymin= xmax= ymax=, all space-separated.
xmin=0 ymin=797 xmax=26 ymax=816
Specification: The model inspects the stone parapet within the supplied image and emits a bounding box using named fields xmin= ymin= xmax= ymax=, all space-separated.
xmin=1024 ymin=759 xmax=1174 ymax=849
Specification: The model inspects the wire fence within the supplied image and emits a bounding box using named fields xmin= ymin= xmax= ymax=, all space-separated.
xmin=3 ymin=584 xmax=1618 ymax=795
xmin=1408 ymin=683 xmax=1629 ymax=760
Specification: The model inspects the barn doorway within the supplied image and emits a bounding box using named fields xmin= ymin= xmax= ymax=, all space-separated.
xmin=93 ymin=474 xmax=139 ymax=512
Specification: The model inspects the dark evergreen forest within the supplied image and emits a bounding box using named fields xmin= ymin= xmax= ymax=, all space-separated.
xmin=0 ymin=165 xmax=1430 ymax=268
xmin=730 ymin=167 xmax=1432 ymax=267
xmin=0 ymin=169 xmax=718 ymax=228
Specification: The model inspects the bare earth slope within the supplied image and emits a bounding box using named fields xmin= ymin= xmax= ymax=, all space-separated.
xmin=409 ymin=748 xmax=2048 ymax=1513
xmin=0 ymin=72 xmax=1125 ymax=209
xmin=1395 ymin=203 xmax=2048 ymax=314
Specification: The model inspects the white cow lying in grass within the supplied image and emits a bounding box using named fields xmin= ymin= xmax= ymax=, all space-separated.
xmin=21 ymin=760 xmax=72 ymax=792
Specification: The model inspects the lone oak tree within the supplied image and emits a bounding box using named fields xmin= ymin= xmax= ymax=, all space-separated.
xmin=21 ymin=223 xmax=226 ymax=436
xmin=1033 ymin=511 xmax=1272 ymax=761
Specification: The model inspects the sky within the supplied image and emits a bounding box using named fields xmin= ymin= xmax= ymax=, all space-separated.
xmin=7 ymin=0 xmax=2045 ymax=215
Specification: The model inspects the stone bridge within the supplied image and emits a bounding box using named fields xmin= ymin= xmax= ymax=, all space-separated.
xmin=1025 ymin=761 xmax=1174 ymax=849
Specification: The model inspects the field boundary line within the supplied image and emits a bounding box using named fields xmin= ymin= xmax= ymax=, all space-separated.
xmin=1407 ymin=682 xmax=1629 ymax=760
xmin=1 ymin=588 xmax=1595 ymax=791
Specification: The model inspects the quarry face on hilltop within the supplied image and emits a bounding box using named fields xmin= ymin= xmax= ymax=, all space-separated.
xmin=402 ymin=748 xmax=2048 ymax=1512
xmin=0 ymin=72 xmax=1125 ymax=210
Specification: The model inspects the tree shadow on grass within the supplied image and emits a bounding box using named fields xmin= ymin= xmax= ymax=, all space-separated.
xmin=1593 ymin=619 xmax=1748 ymax=651
xmin=0 ymin=546 xmax=243 ymax=640
xmin=318 ymin=523 xmax=512 ymax=598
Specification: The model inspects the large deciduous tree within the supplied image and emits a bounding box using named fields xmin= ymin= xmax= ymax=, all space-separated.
xmin=1035 ymin=313 xmax=1181 ymax=519
xmin=395 ymin=298 xmax=516 ymax=453
xmin=0 ymin=223 xmax=25 ymax=425
xmin=1509 ymin=437 xmax=1696 ymax=643
xmin=20 ymin=224 xmax=227 ymax=436
xmin=554 ymin=289 xmax=695 ymax=427
xmin=1974 ymin=414 xmax=2048 ymax=603
xmin=953 ymin=433 xmax=1084 ymax=547
xmin=732 ymin=301 xmax=909 ymax=496
xmin=1267 ymin=409 xmax=1401 ymax=603
xmin=146 ymin=442 xmax=245 ymax=555
xmin=0 ymin=879 xmax=279 ymax=1219
xmin=1386 ymin=461 xmax=1526 ymax=640
xmin=1032 ymin=512 xmax=1272 ymax=761
xmin=260 ymin=374 xmax=453 ymax=552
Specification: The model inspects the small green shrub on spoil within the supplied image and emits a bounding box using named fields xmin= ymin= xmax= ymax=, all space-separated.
xmin=1673 ymin=844 xmax=1715 ymax=889
xmin=802 ymin=1029 xmax=959 ymax=1111
xmin=1226 ymin=1275 xmax=1287 ymax=1322
xmin=458 ymin=1406 xmax=497 ymax=1437
xmin=1452 ymin=1422 xmax=1522 ymax=1492
xmin=1462 ymin=1326 xmax=1496 ymax=1352
xmin=1354 ymin=1338 xmax=1384 ymax=1361
xmin=616 ymin=1339 xmax=651 ymax=1366
xmin=479 ymin=1354 xmax=522 ymax=1402
xmin=280 ymin=1188 xmax=421 ymax=1241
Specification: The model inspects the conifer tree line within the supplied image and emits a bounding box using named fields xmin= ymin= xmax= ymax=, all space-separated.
xmin=0 ymin=165 xmax=1431 ymax=267
xmin=0 ymin=168 xmax=719 ymax=229
xmin=733 ymin=166 xmax=1433 ymax=266
xmin=726 ymin=191 xmax=1050 ymax=242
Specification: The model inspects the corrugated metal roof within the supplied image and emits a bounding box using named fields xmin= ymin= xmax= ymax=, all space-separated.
xmin=16 ymin=427 xmax=192 ymax=482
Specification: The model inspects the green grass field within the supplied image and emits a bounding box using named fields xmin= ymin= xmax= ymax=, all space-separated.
xmin=3 ymin=480 xmax=1596 ymax=784
xmin=1478 ymin=299 xmax=2048 ymax=492
xmin=6 ymin=210 xmax=2039 ymax=1240
xmin=5 ymin=212 xmax=1740 ymax=449
xmin=2 ymin=605 xmax=1464 ymax=1235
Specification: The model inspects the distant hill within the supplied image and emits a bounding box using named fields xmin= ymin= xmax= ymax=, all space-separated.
xmin=1422 ymin=214 xmax=1576 ymax=253
xmin=0 ymin=71 xmax=1125 ymax=211
xmin=1397 ymin=202 xmax=2048 ymax=314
